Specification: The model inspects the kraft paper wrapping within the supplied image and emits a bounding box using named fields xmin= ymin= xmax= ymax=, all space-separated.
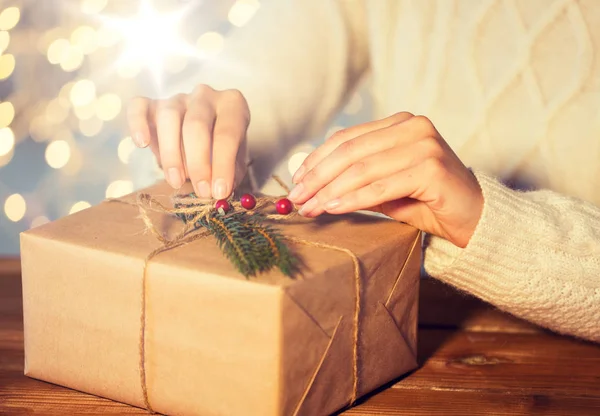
xmin=20 ymin=181 xmax=421 ymax=416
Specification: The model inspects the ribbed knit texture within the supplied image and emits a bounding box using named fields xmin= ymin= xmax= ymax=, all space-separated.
xmin=155 ymin=0 xmax=600 ymax=341
xmin=424 ymin=172 xmax=600 ymax=342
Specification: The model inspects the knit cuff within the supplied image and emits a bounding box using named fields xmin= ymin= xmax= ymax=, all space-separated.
xmin=423 ymin=171 xmax=540 ymax=304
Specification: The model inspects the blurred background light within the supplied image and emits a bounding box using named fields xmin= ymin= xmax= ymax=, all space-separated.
xmin=30 ymin=216 xmax=50 ymax=228
xmin=228 ymin=0 xmax=260 ymax=27
xmin=0 ymin=127 xmax=15 ymax=156
xmin=197 ymin=31 xmax=224 ymax=56
xmin=45 ymin=140 xmax=71 ymax=169
xmin=70 ymin=79 xmax=96 ymax=107
xmin=80 ymin=0 xmax=107 ymax=15
xmin=0 ymin=102 xmax=15 ymax=127
xmin=4 ymin=193 xmax=26 ymax=222
xmin=69 ymin=200 xmax=91 ymax=214
xmin=105 ymin=180 xmax=133 ymax=198
xmin=0 ymin=7 xmax=20 ymax=31
xmin=0 ymin=53 xmax=15 ymax=79
xmin=0 ymin=31 xmax=9 ymax=54
xmin=0 ymin=0 xmax=372 ymax=257
xmin=117 ymin=136 xmax=135 ymax=164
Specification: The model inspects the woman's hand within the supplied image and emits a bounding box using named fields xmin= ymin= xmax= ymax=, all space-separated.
xmin=287 ymin=112 xmax=484 ymax=248
xmin=127 ymin=85 xmax=250 ymax=199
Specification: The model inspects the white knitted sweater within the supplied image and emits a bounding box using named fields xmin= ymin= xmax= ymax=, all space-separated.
xmin=167 ymin=0 xmax=600 ymax=341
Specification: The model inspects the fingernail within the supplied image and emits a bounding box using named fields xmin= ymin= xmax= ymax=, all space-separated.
xmin=196 ymin=180 xmax=211 ymax=198
xmin=167 ymin=168 xmax=183 ymax=188
xmin=133 ymin=132 xmax=147 ymax=147
xmin=299 ymin=197 xmax=318 ymax=216
xmin=288 ymin=183 xmax=304 ymax=202
xmin=213 ymin=178 xmax=228 ymax=199
xmin=292 ymin=165 xmax=306 ymax=183
xmin=324 ymin=199 xmax=341 ymax=210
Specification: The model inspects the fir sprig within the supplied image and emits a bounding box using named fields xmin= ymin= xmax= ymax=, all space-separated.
xmin=175 ymin=198 xmax=297 ymax=278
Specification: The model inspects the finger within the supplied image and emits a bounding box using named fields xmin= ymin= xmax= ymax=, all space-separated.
xmin=321 ymin=160 xmax=441 ymax=215
xmin=128 ymin=96 xmax=153 ymax=147
xmin=292 ymin=111 xmax=414 ymax=183
xmin=290 ymin=116 xmax=439 ymax=205
xmin=182 ymin=92 xmax=216 ymax=198
xmin=298 ymin=139 xmax=434 ymax=216
xmin=156 ymin=95 xmax=186 ymax=188
xmin=211 ymin=89 xmax=250 ymax=199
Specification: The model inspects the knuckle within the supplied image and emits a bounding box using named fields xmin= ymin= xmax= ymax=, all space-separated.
xmin=303 ymin=167 xmax=319 ymax=184
xmin=420 ymin=136 xmax=443 ymax=158
xmin=337 ymin=139 xmax=356 ymax=156
xmin=410 ymin=115 xmax=435 ymax=134
xmin=193 ymin=84 xmax=214 ymax=96
xmin=327 ymin=128 xmax=347 ymax=142
xmin=221 ymin=88 xmax=245 ymax=102
xmin=369 ymin=181 xmax=386 ymax=196
xmin=349 ymin=161 xmax=368 ymax=176
xmin=390 ymin=111 xmax=414 ymax=122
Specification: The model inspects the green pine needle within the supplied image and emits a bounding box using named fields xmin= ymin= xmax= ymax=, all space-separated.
xmin=176 ymin=201 xmax=297 ymax=278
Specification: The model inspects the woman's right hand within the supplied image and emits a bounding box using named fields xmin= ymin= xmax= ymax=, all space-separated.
xmin=127 ymin=84 xmax=251 ymax=199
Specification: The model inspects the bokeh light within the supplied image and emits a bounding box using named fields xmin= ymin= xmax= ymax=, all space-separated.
xmin=197 ymin=31 xmax=224 ymax=56
xmin=95 ymin=93 xmax=122 ymax=121
xmin=30 ymin=216 xmax=50 ymax=228
xmin=105 ymin=180 xmax=133 ymax=198
xmin=69 ymin=200 xmax=91 ymax=214
xmin=47 ymin=38 xmax=70 ymax=64
xmin=59 ymin=47 xmax=84 ymax=72
xmin=288 ymin=151 xmax=310 ymax=176
xmin=70 ymin=25 xmax=97 ymax=55
xmin=0 ymin=53 xmax=15 ymax=79
xmin=78 ymin=117 xmax=103 ymax=137
xmin=0 ymin=127 xmax=15 ymax=157
xmin=0 ymin=146 xmax=13 ymax=167
xmin=0 ymin=31 xmax=9 ymax=54
xmin=0 ymin=7 xmax=20 ymax=31
xmin=73 ymin=101 xmax=96 ymax=120
xmin=4 ymin=193 xmax=26 ymax=222
xmin=95 ymin=25 xmax=120 ymax=48
xmin=228 ymin=0 xmax=260 ymax=27
xmin=45 ymin=140 xmax=71 ymax=169
xmin=80 ymin=0 xmax=107 ymax=15
xmin=116 ymin=61 xmax=142 ymax=78
xmin=70 ymin=79 xmax=96 ymax=107
xmin=118 ymin=136 xmax=135 ymax=164
xmin=29 ymin=116 xmax=54 ymax=142
xmin=45 ymin=99 xmax=70 ymax=124
xmin=0 ymin=102 xmax=15 ymax=128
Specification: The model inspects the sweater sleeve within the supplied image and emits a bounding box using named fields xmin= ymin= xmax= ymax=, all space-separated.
xmin=165 ymin=0 xmax=369 ymax=187
xmin=424 ymin=171 xmax=600 ymax=343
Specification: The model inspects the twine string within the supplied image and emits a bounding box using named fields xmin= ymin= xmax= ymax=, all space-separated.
xmin=113 ymin=180 xmax=362 ymax=412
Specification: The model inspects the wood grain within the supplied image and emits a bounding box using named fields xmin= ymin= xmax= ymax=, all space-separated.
xmin=2 ymin=258 xmax=599 ymax=415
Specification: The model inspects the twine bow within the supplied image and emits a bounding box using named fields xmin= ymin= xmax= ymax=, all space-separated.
xmin=115 ymin=177 xmax=362 ymax=413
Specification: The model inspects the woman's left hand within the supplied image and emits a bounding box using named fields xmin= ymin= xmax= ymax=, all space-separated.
xmin=287 ymin=112 xmax=484 ymax=248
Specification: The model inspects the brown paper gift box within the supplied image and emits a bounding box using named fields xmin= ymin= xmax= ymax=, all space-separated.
xmin=20 ymin=181 xmax=422 ymax=416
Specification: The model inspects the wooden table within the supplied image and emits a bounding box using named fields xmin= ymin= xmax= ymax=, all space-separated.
xmin=1 ymin=257 xmax=599 ymax=415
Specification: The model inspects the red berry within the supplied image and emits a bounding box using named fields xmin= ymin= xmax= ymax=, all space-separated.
xmin=276 ymin=198 xmax=293 ymax=215
xmin=240 ymin=193 xmax=256 ymax=210
xmin=215 ymin=199 xmax=230 ymax=213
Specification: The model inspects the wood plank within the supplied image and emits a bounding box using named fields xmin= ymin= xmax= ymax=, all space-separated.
xmin=402 ymin=329 xmax=600 ymax=397
xmin=345 ymin=388 xmax=600 ymax=415
xmin=2 ymin=258 xmax=600 ymax=415
xmin=418 ymin=278 xmax=542 ymax=333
